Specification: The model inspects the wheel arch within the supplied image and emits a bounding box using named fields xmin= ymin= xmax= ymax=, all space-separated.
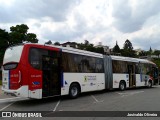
xmin=148 ymin=79 xmax=153 ymax=88
xmin=119 ymin=80 xmax=126 ymax=86
xmin=119 ymin=80 xmax=127 ymax=90
xmin=69 ymin=82 xmax=81 ymax=93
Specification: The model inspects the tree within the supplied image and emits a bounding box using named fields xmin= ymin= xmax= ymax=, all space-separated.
xmin=9 ymin=24 xmax=38 ymax=46
xmin=45 ymin=40 xmax=52 ymax=45
xmin=122 ymin=39 xmax=135 ymax=57
xmin=0 ymin=29 xmax=9 ymax=48
xmin=153 ymin=50 xmax=160 ymax=57
xmin=77 ymin=40 xmax=104 ymax=54
xmin=0 ymin=24 xmax=38 ymax=65
xmin=26 ymin=33 xmax=38 ymax=43
xmin=95 ymin=47 xmax=104 ymax=54
xmin=85 ymin=45 xmax=96 ymax=52
xmin=78 ymin=40 xmax=90 ymax=50
xmin=123 ymin=39 xmax=133 ymax=51
xmin=84 ymin=40 xmax=89 ymax=46
xmin=0 ymin=29 xmax=9 ymax=64
xmin=149 ymin=46 xmax=152 ymax=55
xmin=54 ymin=41 xmax=60 ymax=46
xmin=78 ymin=43 xmax=85 ymax=50
xmin=113 ymin=41 xmax=120 ymax=53
xmin=139 ymin=51 xmax=147 ymax=56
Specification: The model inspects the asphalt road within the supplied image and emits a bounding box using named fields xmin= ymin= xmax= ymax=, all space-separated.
xmin=0 ymin=86 xmax=160 ymax=120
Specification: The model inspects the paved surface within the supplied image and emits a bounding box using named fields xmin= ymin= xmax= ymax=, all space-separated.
xmin=0 ymin=86 xmax=15 ymax=99
xmin=0 ymin=86 xmax=160 ymax=120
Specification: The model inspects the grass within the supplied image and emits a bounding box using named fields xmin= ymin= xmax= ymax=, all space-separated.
xmin=0 ymin=80 xmax=2 ymax=85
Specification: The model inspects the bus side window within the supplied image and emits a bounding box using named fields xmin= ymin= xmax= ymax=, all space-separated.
xmin=135 ymin=64 xmax=140 ymax=74
xmin=29 ymin=48 xmax=41 ymax=69
xmin=81 ymin=56 xmax=90 ymax=73
xmin=29 ymin=48 xmax=48 ymax=70
xmin=153 ymin=67 xmax=158 ymax=78
xmin=96 ymin=58 xmax=104 ymax=73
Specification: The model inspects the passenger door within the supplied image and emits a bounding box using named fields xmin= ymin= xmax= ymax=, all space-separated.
xmin=128 ymin=65 xmax=136 ymax=87
xmin=42 ymin=54 xmax=61 ymax=97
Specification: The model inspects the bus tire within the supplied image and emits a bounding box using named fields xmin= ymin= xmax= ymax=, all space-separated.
xmin=119 ymin=81 xmax=126 ymax=91
xmin=148 ymin=80 xmax=152 ymax=88
xmin=69 ymin=83 xmax=80 ymax=99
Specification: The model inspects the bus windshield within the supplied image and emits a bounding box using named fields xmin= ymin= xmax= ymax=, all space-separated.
xmin=3 ymin=45 xmax=24 ymax=65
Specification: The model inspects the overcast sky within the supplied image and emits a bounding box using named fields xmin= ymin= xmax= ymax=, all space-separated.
xmin=0 ymin=0 xmax=160 ymax=50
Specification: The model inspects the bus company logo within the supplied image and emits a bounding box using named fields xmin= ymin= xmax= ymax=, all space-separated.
xmin=2 ymin=112 xmax=11 ymax=117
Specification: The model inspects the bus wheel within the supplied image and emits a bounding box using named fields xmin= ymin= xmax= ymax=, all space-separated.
xmin=119 ymin=81 xmax=126 ymax=91
xmin=148 ymin=80 xmax=152 ymax=88
xmin=69 ymin=83 xmax=80 ymax=99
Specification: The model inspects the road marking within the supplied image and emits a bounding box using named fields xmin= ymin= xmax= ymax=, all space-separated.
xmin=0 ymin=97 xmax=21 ymax=101
xmin=116 ymin=91 xmax=144 ymax=97
xmin=0 ymin=102 xmax=15 ymax=111
xmin=116 ymin=91 xmax=144 ymax=95
xmin=53 ymin=100 xmax=61 ymax=111
xmin=91 ymin=95 xmax=103 ymax=103
xmin=0 ymin=97 xmax=29 ymax=103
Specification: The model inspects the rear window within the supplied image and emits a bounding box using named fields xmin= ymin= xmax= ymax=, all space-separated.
xmin=3 ymin=63 xmax=18 ymax=70
xmin=3 ymin=45 xmax=24 ymax=65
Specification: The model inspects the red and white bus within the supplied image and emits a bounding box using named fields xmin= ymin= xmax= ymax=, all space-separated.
xmin=2 ymin=43 xmax=159 ymax=99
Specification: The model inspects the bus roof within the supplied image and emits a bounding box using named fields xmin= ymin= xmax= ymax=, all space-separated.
xmin=111 ymin=55 xmax=156 ymax=65
xmin=24 ymin=43 xmax=103 ymax=58
xmin=49 ymin=45 xmax=103 ymax=58
xmin=13 ymin=43 xmax=156 ymax=65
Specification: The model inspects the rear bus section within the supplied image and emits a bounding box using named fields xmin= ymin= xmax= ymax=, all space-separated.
xmin=2 ymin=44 xmax=62 ymax=99
xmin=2 ymin=45 xmax=29 ymax=97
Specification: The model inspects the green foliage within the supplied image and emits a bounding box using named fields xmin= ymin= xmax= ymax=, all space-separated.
xmin=84 ymin=40 xmax=89 ymax=46
xmin=152 ymin=58 xmax=160 ymax=69
xmin=54 ymin=41 xmax=60 ymax=45
xmin=95 ymin=47 xmax=104 ymax=54
xmin=121 ymin=49 xmax=136 ymax=57
xmin=45 ymin=40 xmax=52 ymax=45
xmin=78 ymin=43 xmax=86 ymax=50
xmin=138 ymin=49 xmax=160 ymax=57
xmin=85 ymin=45 xmax=95 ymax=52
xmin=9 ymin=24 xmax=38 ymax=46
xmin=153 ymin=50 xmax=160 ymax=56
xmin=78 ymin=40 xmax=104 ymax=54
xmin=26 ymin=33 xmax=38 ymax=43
xmin=149 ymin=47 xmax=152 ymax=53
xmin=0 ymin=29 xmax=9 ymax=48
xmin=138 ymin=51 xmax=147 ymax=56
xmin=0 ymin=24 xmax=38 ymax=65
xmin=123 ymin=39 xmax=133 ymax=50
xmin=0 ymin=29 xmax=9 ymax=64
xmin=113 ymin=41 xmax=120 ymax=53
xmin=122 ymin=39 xmax=135 ymax=57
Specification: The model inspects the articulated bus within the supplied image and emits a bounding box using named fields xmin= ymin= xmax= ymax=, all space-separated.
xmin=2 ymin=43 xmax=159 ymax=99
